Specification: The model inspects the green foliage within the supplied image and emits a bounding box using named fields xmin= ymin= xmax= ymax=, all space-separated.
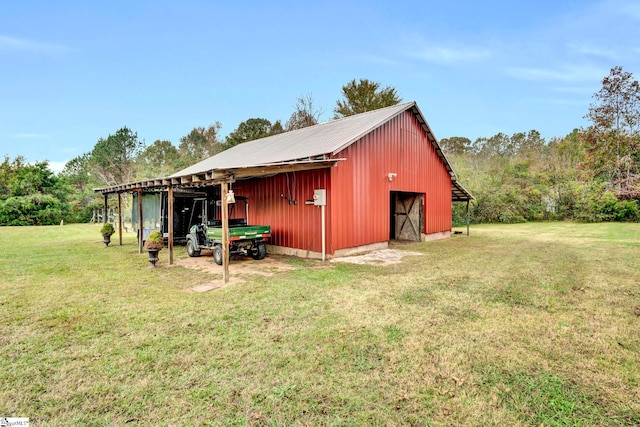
xmin=223 ymin=118 xmax=281 ymax=150
xmin=136 ymin=139 xmax=180 ymax=179
xmin=91 ymin=127 xmax=144 ymax=186
xmin=147 ymin=229 xmax=162 ymax=242
xmin=144 ymin=229 xmax=164 ymax=250
xmin=439 ymin=136 xmax=471 ymax=155
xmin=447 ymin=124 xmax=639 ymax=224
xmin=333 ymin=78 xmax=401 ymax=118
xmin=177 ymin=124 xmax=222 ymax=168
xmin=0 ymin=194 xmax=67 ymax=225
xmin=582 ymin=66 xmax=640 ymax=198
xmin=0 ymin=157 xmax=73 ymax=225
xmin=100 ymin=223 xmax=115 ymax=236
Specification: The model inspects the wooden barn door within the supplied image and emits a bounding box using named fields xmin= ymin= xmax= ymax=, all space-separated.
xmin=392 ymin=192 xmax=424 ymax=241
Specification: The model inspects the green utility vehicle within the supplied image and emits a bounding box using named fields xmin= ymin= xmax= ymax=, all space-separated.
xmin=185 ymin=196 xmax=271 ymax=265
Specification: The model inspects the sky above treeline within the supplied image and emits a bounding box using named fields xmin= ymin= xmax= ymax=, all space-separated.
xmin=1 ymin=0 xmax=639 ymax=172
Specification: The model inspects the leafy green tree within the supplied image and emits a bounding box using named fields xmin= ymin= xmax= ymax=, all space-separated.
xmin=91 ymin=127 xmax=144 ymax=186
xmin=61 ymin=153 xmax=93 ymax=193
xmin=0 ymin=155 xmax=24 ymax=199
xmin=439 ymin=137 xmax=471 ymax=155
xmin=137 ymin=139 xmax=180 ymax=178
xmin=0 ymin=194 xmax=67 ymax=225
xmin=270 ymin=120 xmax=285 ymax=135
xmin=177 ymin=123 xmax=222 ymax=167
xmin=59 ymin=152 xmax=103 ymax=221
xmin=9 ymin=161 xmax=65 ymax=199
xmin=473 ymin=132 xmax=515 ymax=158
xmin=223 ymin=118 xmax=281 ymax=150
xmin=334 ymin=78 xmax=402 ymax=119
xmin=285 ymin=94 xmax=324 ymax=131
xmin=0 ymin=157 xmax=72 ymax=225
xmin=583 ymin=66 xmax=640 ymax=198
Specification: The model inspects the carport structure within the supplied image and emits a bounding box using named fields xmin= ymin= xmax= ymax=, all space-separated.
xmin=95 ymin=159 xmax=340 ymax=283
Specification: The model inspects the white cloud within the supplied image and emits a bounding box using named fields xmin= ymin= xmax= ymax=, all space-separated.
xmin=505 ymin=64 xmax=605 ymax=82
xmin=405 ymin=44 xmax=492 ymax=65
xmin=567 ymin=42 xmax=618 ymax=60
xmin=49 ymin=160 xmax=67 ymax=173
xmin=0 ymin=35 xmax=72 ymax=53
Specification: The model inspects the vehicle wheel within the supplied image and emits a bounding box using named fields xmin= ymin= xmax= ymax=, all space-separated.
xmin=186 ymin=239 xmax=201 ymax=257
xmin=250 ymin=241 xmax=267 ymax=260
xmin=213 ymin=244 xmax=223 ymax=265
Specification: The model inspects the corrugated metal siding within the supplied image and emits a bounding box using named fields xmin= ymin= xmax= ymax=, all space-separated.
xmin=330 ymin=110 xmax=451 ymax=251
xmin=233 ymin=169 xmax=331 ymax=253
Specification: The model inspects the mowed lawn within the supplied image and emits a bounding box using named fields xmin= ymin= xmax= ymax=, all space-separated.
xmin=1 ymin=222 xmax=638 ymax=426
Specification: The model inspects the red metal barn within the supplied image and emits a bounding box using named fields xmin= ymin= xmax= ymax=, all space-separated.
xmin=177 ymin=101 xmax=470 ymax=258
xmin=96 ymin=101 xmax=472 ymax=260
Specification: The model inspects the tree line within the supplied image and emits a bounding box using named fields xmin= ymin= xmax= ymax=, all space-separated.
xmin=0 ymin=79 xmax=401 ymax=225
xmin=446 ymin=66 xmax=639 ymax=224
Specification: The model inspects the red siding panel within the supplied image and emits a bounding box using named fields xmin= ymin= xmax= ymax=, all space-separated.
xmin=233 ymin=169 xmax=331 ymax=253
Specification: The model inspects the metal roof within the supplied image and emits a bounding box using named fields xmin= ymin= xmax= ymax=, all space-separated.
xmin=452 ymin=180 xmax=474 ymax=202
xmin=95 ymin=101 xmax=471 ymax=199
xmin=171 ymin=101 xmax=457 ymax=178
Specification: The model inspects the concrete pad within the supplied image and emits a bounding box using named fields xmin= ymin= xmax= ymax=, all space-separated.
xmin=330 ymin=249 xmax=423 ymax=266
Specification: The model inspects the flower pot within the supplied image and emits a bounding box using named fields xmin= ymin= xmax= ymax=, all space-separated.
xmin=103 ymin=233 xmax=112 ymax=247
xmin=147 ymin=249 xmax=160 ymax=268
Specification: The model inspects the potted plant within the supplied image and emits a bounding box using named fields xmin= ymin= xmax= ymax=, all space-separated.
xmin=144 ymin=230 xmax=164 ymax=268
xmin=100 ymin=223 xmax=115 ymax=247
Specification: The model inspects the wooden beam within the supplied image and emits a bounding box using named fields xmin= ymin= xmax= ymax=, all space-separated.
xmin=168 ymin=186 xmax=174 ymax=265
xmin=466 ymin=200 xmax=470 ymax=236
xmin=103 ymin=194 xmax=108 ymax=224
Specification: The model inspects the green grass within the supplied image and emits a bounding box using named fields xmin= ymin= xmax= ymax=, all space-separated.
xmin=1 ymin=222 xmax=639 ymax=425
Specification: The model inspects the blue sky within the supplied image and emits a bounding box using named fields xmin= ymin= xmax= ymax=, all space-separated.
xmin=1 ymin=0 xmax=639 ymax=172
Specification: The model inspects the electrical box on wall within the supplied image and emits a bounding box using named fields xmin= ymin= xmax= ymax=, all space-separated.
xmin=313 ymin=189 xmax=326 ymax=206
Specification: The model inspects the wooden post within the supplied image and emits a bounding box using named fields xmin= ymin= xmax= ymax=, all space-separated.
xmin=138 ymin=189 xmax=144 ymax=254
xmin=117 ymin=192 xmax=123 ymax=246
xmin=103 ymin=194 xmax=108 ymax=224
xmin=168 ymin=186 xmax=174 ymax=265
xmin=466 ymin=199 xmax=470 ymax=236
xmin=321 ymin=204 xmax=326 ymax=261
xmin=221 ymin=181 xmax=230 ymax=283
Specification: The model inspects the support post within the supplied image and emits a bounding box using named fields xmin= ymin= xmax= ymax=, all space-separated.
xmin=168 ymin=186 xmax=174 ymax=265
xmin=221 ymin=182 xmax=230 ymax=283
xmin=321 ymin=204 xmax=326 ymax=261
xmin=103 ymin=194 xmax=108 ymax=224
xmin=138 ymin=189 xmax=144 ymax=254
xmin=117 ymin=192 xmax=123 ymax=246
xmin=466 ymin=199 xmax=470 ymax=236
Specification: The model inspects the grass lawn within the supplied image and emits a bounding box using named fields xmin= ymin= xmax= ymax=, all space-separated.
xmin=1 ymin=222 xmax=639 ymax=426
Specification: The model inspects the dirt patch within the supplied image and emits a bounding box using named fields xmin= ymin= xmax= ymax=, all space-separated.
xmin=173 ymin=248 xmax=422 ymax=291
xmin=171 ymin=253 xmax=299 ymax=292
xmin=330 ymin=249 xmax=423 ymax=266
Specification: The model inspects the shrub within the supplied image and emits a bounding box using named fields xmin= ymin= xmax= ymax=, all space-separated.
xmin=0 ymin=194 xmax=67 ymax=225
xmin=100 ymin=223 xmax=115 ymax=236
xmin=144 ymin=230 xmax=164 ymax=250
